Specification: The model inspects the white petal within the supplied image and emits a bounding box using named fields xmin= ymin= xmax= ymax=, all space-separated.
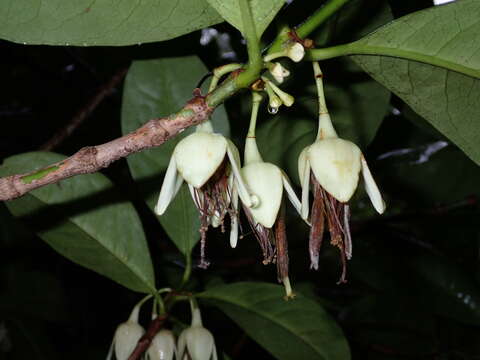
xmin=174 ymin=132 xmax=227 ymax=188
xmin=106 ymin=337 xmax=115 ymax=360
xmin=309 ymin=138 xmax=362 ymax=202
xmin=185 ymin=327 xmax=215 ymax=360
xmin=361 ymin=155 xmax=386 ymax=214
xmin=229 ymin=183 xmax=239 ymax=248
xmin=281 ymin=171 xmax=302 ymax=217
xmin=114 ymin=322 xmax=145 ymax=360
xmin=177 ymin=330 xmax=187 ymax=360
xmin=155 ymin=156 xmax=180 ymax=215
xmin=298 ymin=147 xmax=311 ymax=220
xmin=226 ymin=140 xmax=257 ymax=208
xmin=147 ymin=330 xmax=176 ymax=360
xmin=241 ymin=162 xmax=283 ymax=228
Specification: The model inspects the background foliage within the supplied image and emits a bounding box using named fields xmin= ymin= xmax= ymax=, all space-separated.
xmin=1 ymin=0 xmax=480 ymax=359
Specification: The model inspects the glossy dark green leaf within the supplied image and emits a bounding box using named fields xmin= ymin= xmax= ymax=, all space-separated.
xmin=200 ymin=282 xmax=351 ymax=360
xmin=0 ymin=152 xmax=155 ymax=294
xmin=0 ymin=0 xmax=222 ymax=46
xmin=205 ymin=0 xmax=284 ymax=37
xmin=408 ymin=253 xmax=480 ymax=326
xmin=350 ymin=0 xmax=480 ymax=164
xmin=121 ymin=56 xmax=230 ymax=255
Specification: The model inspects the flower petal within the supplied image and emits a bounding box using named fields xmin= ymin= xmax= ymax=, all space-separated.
xmin=226 ymin=139 xmax=257 ymax=208
xmin=147 ymin=330 xmax=176 ymax=360
xmin=155 ymin=155 xmax=180 ymax=215
xmin=114 ymin=321 xmax=145 ymax=360
xmin=186 ymin=327 xmax=215 ymax=360
xmin=361 ymin=155 xmax=386 ymax=214
xmin=174 ymin=132 xmax=227 ymax=188
xmin=177 ymin=330 xmax=187 ymax=360
xmin=298 ymin=147 xmax=311 ymax=220
xmin=229 ymin=182 xmax=239 ymax=248
xmin=242 ymin=162 xmax=283 ymax=228
xmin=281 ymin=171 xmax=302 ymax=217
xmin=309 ymin=138 xmax=362 ymax=203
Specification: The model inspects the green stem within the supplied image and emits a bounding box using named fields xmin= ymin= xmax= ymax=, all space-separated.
xmin=247 ymin=92 xmax=263 ymax=137
xmin=312 ymin=62 xmax=328 ymax=115
xmin=296 ymin=0 xmax=351 ymax=39
xmin=307 ymin=43 xmax=480 ymax=79
xmin=180 ymin=251 xmax=192 ymax=289
xmin=236 ymin=0 xmax=263 ymax=88
xmin=267 ymin=0 xmax=351 ymax=55
xmin=208 ymin=63 xmax=243 ymax=92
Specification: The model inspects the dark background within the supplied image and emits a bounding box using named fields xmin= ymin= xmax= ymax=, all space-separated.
xmin=2 ymin=0 xmax=480 ymax=359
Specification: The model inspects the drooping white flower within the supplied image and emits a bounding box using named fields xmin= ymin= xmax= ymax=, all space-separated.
xmin=297 ymin=62 xmax=386 ymax=282
xmin=155 ymin=120 xmax=258 ymax=265
xmin=147 ymin=329 xmax=177 ymax=360
xmin=178 ymin=307 xmax=217 ymax=360
xmin=106 ymin=303 xmax=145 ymax=360
xmin=238 ymin=92 xmax=303 ymax=299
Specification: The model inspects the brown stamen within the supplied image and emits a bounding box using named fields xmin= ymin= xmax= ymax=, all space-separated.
xmin=309 ymin=176 xmax=351 ymax=283
xmin=309 ymin=176 xmax=325 ymax=270
xmin=243 ymin=206 xmax=275 ymax=265
xmin=274 ymin=202 xmax=289 ymax=283
xmin=191 ymin=157 xmax=239 ymax=269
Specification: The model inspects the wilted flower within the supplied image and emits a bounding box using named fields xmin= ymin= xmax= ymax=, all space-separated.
xmin=239 ymin=92 xmax=303 ymax=298
xmin=155 ymin=120 xmax=257 ymax=266
xmin=106 ymin=303 xmax=145 ymax=360
xmin=298 ymin=62 xmax=385 ymax=283
xmin=147 ymin=329 xmax=177 ymax=360
xmin=178 ymin=306 xmax=217 ymax=360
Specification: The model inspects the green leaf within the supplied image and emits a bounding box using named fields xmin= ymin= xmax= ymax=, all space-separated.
xmin=200 ymin=282 xmax=351 ymax=360
xmin=0 ymin=0 xmax=222 ymax=46
xmin=408 ymin=253 xmax=480 ymax=326
xmin=205 ymin=0 xmax=284 ymax=37
xmin=0 ymin=152 xmax=155 ymax=294
xmin=349 ymin=0 xmax=480 ymax=164
xmin=121 ymin=56 xmax=230 ymax=255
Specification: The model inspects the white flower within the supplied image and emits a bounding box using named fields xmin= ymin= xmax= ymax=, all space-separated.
xmin=238 ymin=92 xmax=303 ymax=298
xmin=155 ymin=121 xmax=258 ymax=263
xmin=298 ymin=111 xmax=385 ymax=281
xmin=147 ymin=329 xmax=177 ymax=360
xmin=106 ymin=304 xmax=145 ymax=360
xmin=178 ymin=308 xmax=217 ymax=360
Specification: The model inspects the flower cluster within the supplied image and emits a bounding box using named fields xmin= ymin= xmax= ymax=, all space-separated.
xmin=155 ymin=47 xmax=385 ymax=294
xmin=107 ymin=298 xmax=216 ymax=360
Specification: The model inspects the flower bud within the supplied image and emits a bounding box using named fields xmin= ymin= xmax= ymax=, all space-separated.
xmin=287 ymin=43 xmax=305 ymax=62
xmin=268 ymin=62 xmax=290 ymax=83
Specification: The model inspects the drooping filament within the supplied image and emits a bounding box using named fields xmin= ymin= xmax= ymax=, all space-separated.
xmin=192 ymin=157 xmax=238 ymax=269
xmin=309 ymin=175 xmax=352 ymax=284
xmin=243 ymin=206 xmax=275 ymax=265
